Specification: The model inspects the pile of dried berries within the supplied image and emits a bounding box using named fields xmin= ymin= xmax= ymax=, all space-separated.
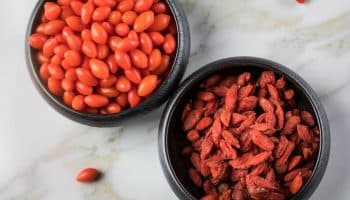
xmin=181 ymin=71 xmax=320 ymax=200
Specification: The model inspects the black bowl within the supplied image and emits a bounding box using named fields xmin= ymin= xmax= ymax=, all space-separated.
xmin=158 ymin=57 xmax=330 ymax=200
xmin=25 ymin=0 xmax=190 ymax=127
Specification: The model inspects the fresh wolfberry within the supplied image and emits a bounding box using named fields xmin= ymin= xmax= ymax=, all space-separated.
xmin=76 ymin=168 xmax=100 ymax=183
xmin=29 ymin=0 xmax=176 ymax=114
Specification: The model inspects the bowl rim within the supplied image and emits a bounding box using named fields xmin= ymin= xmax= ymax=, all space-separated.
xmin=158 ymin=56 xmax=330 ymax=200
xmin=25 ymin=0 xmax=190 ymax=127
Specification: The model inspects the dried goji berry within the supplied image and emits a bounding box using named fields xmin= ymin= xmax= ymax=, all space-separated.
xmin=187 ymin=130 xmax=200 ymax=143
xmin=200 ymin=135 xmax=214 ymax=160
xmin=183 ymin=109 xmax=203 ymax=131
xmin=237 ymin=96 xmax=258 ymax=112
xmin=213 ymin=85 xmax=228 ymax=97
xmin=219 ymin=139 xmax=237 ymax=159
xmin=301 ymin=111 xmax=316 ymax=127
xmin=180 ymin=71 xmax=320 ymax=200
xmin=237 ymin=72 xmax=251 ymax=86
xmin=290 ymin=173 xmax=303 ymax=194
xmin=238 ymin=84 xmax=254 ymax=100
xmin=219 ymin=110 xmax=231 ymax=127
xmin=221 ymin=130 xmax=240 ymax=148
xmin=288 ymin=155 xmax=303 ymax=171
xmin=259 ymin=97 xmax=275 ymax=113
xmin=258 ymin=71 xmax=276 ymax=88
xmin=197 ymin=91 xmax=216 ymax=102
xmin=297 ymin=124 xmax=312 ymax=143
xmin=189 ymin=168 xmax=203 ymax=187
xmin=250 ymin=130 xmax=275 ymax=151
xmin=196 ymin=117 xmax=213 ymax=131
xmin=282 ymin=116 xmax=301 ymax=135
xmin=225 ymin=84 xmax=238 ymax=112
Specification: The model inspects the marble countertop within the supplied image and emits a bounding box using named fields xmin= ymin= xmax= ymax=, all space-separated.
xmin=1 ymin=0 xmax=350 ymax=199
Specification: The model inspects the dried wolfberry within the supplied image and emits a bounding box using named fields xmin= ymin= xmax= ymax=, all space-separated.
xmin=196 ymin=117 xmax=213 ymax=131
xmin=200 ymin=135 xmax=214 ymax=160
xmin=219 ymin=139 xmax=237 ymax=159
xmin=181 ymin=71 xmax=320 ymax=199
xmin=183 ymin=109 xmax=203 ymax=131
xmin=290 ymin=173 xmax=303 ymax=194
xmin=250 ymin=130 xmax=275 ymax=151
xmin=221 ymin=130 xmax=240 ymax=148
xmin=189 ymin=168 xmax=203 ymax=187
xmin=301 ymin=111 xmax=315 ymax=127
xmin=219 ymin=110 xmax=231 ymax=127
xmin=225 ymin=84 xmax=238 ymax=111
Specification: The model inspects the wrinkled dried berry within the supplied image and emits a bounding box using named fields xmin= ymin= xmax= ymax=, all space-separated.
xmin=181 ymin=70 xmax=320 ymax=200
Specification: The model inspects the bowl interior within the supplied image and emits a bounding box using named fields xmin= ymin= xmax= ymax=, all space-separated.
xmin=26 ymin=0 xmax=190 ymax=126
xmin=162 ymin=58 xmax=327 ymax=199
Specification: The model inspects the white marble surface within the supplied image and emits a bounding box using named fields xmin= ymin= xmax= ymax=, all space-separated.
xmin=0 ymin=0 xmax=350 ymax=199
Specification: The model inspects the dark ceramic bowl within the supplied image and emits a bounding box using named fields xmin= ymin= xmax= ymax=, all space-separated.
xmin=25 ymin=0 xmax=190 ymax=127
xmin=158 ymin=57 xmax=330 ymax=200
